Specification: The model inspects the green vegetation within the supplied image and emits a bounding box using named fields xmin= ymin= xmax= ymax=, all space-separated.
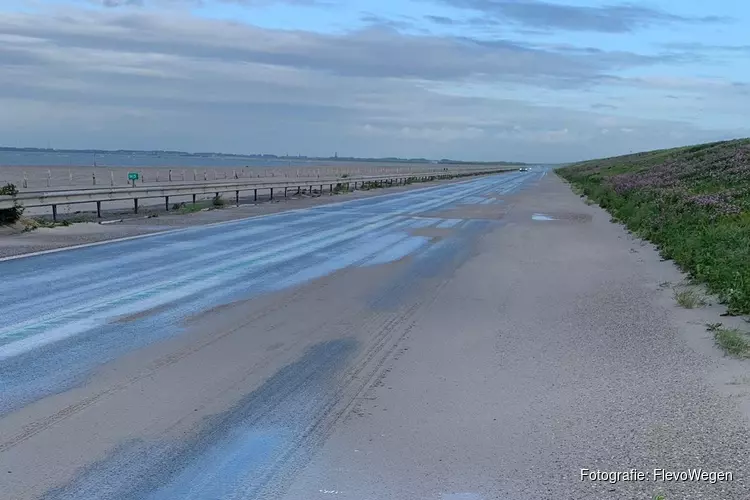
xmin=177 ymin=203 xmax=204 ymax=214
xmin=673 ymin=287 xmax=706 ymax=309
xmin=332 ymin=182 xmax=350 ymax=194
xmin=21 ymin=218 xmax=56 ymax=231
xmin=212 ymin=194 xmax=225 ymax=207
xmin=557 ymin=138 xmax=750 ymax=315
xmin=713 ymin=327 xmax=750 ymax=358
xmin=0 ymin=183 xmax=24 ymax=224
xmin=20 ymin=215 xmax=91 ymax=232
xmin=172 ymin=201 xmax=204 ymax=214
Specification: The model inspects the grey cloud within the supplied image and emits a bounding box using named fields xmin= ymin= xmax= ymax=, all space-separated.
xmin=661 ymin=42 xmax=750 ymax=53
xmin=424 ymin=15 xmax=456 ymax=25
xmin=360 ymin=14 xmax=417 ymax=30
xmin=591 ymin=103 xmax=618 ymax=110
xmin=439 ymin=0 xmax=728 ymax=33
xmin=548 ymin=44 xmax=702 ymax=67
xmin=95 ymin=0 xmax=328 ymax=7
xmin=733 ymin=83 xmax=750 ymax=96
xmin=0 ymin=9 xmax=742 ymax=162
xmin=99 ymin=0 xmax=144 ymax=6
xmin=219 ymin=0 xmax=334 ymax=5
xmin=0 ymin=11 xmax=684 ymax=86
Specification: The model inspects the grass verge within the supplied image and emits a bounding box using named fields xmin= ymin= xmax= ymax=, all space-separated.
xmin=21 ymin=216 xmax=92 ymax=232
xmin=712 ymin=327 xmax=750 ymax=358
xmin=673 ymin=287 xmax=706 ymax=309
xmin=173 ymin=202 xmax=205 ymax=214
xmin=556 ymin=138 xmax=750 ymax=315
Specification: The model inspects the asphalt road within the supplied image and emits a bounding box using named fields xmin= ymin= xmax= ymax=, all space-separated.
xmin=1 ymin=169 xmax=749 ymax=499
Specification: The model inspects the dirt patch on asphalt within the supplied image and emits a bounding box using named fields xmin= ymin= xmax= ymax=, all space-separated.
xmin=182 ymin=298 xmax=248 ymax=327
xmin=408 ymin=227 xmax=457 ymax=240
xmin=112 ymin=303 xmax=174 ymax=324
xmin=419 ymin=206 xmax=507 ymax=220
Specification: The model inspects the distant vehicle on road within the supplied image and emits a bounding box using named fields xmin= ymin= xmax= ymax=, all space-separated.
xmin=519 ymin=167 xmax=530 ymax=172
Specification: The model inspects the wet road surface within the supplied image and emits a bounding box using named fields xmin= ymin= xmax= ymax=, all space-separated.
xmin=1 ymin=171 xmax=531 ymax=498
xmin=2 ymin=169 xmax=750 ymax=499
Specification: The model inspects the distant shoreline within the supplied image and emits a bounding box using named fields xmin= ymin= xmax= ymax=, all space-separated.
xmin=0 ymin=146 xmax=525 ymax=166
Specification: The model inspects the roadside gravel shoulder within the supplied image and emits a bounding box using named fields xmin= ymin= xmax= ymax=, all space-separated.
xmin=282 ymin=173 xmax=750 ymax=500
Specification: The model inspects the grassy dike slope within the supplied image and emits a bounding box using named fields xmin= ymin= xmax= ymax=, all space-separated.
xmin=556 ymin=138 xmax=750 ymax=315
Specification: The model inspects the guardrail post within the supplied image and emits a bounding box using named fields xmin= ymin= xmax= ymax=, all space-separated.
xmin=329 ymin=183 xmax=333 ymax=194
xmin=320 ymin=184 xmax=323 ymax=193
xmin=284 ymin=187 xmax=288 ymax=198
xmin=92 ymin=173 xmax=96 ymax=185
xmin=96 ymin=201 xmax=101 ymax=218
xmin=111 ymin=172 xmax=114 ymax=187
xmin=165 ymin=196 xmax=170 ymax=211
xmin=169 ymin=169 xmax=172 ymax=182
xmin=192 ymin=194 xmax=197 ymax=205
xmin=52 ymin=204 xmax=57 ymax=222
xmin=297 ymin=186 xmax=301 ymax=195
xmin=254 ymin=189 xmax=257 ymax=202
xmin=134 ymin=198 xmax=139 ymax=214
xmin=235 ymin=190 xmax=239 ymax=206
xmin=270 ymin=187 xmax=274 ymax=200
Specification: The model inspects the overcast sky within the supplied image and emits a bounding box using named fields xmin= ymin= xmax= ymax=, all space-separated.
xmin=1 ymin=0 xmax=748 ymax=162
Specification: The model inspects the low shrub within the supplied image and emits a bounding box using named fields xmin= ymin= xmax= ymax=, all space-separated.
xmin=0 ymin=183 xmax=24 ymax=224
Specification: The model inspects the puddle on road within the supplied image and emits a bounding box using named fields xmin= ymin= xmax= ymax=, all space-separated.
xmin=532 ymin=213 xmax=557 ymax=221
xmin=528 ymin=211 xmax=592 ymax=223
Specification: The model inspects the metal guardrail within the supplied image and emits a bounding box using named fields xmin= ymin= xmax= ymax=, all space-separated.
xmin=0 ymin=167 xmax=516 ymax=220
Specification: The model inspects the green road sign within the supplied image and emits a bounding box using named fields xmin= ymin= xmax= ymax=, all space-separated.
xmin=127 ymin=172 xmax=139 ymax=181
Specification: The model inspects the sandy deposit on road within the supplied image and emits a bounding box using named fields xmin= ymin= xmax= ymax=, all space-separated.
xmin=281 ymin=174 xmax=750 ymax=500
xmin=4 ymin=173 xmax=749 ymax=499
